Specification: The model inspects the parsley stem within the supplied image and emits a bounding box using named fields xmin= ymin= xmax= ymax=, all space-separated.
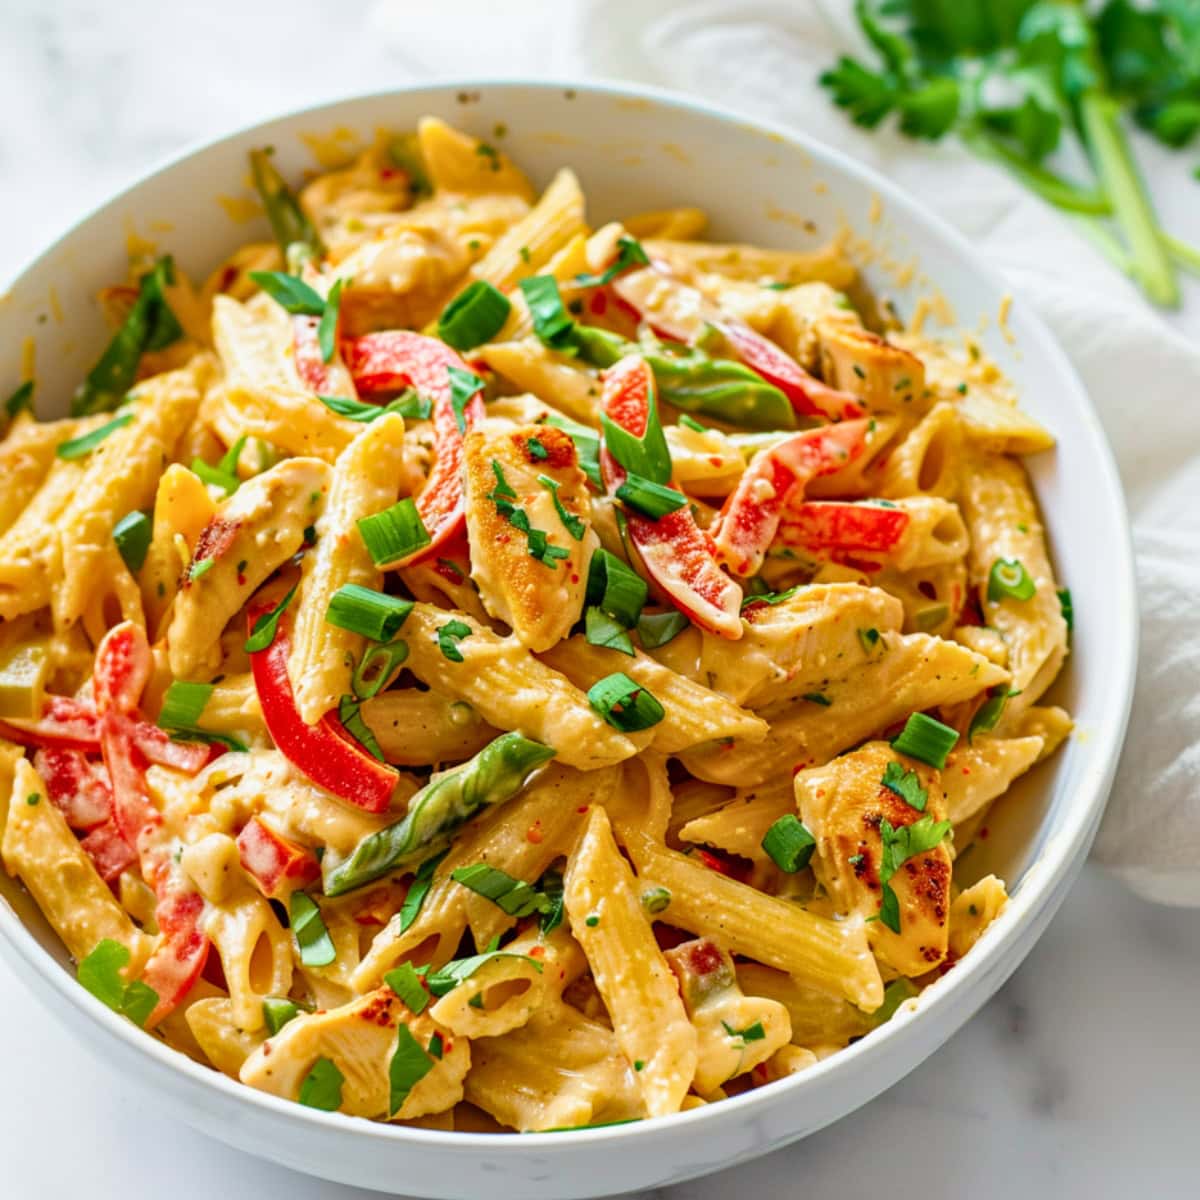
xmin=1078 ymin=92 xmax=1178 ymax=309
xmin=960 ymin=128 xmax=1111 ymax=215
xmin=1163 ymin=232 xmax=1200 ymax=280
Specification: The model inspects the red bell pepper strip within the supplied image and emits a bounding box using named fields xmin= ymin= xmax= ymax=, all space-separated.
xmin=139 ymin=884 xmax=210 ymax=1028
xmin=711 ymin=420 xmax=872 ymax=577
xmin=600 ymin=356 xmax=743 ymax=640
xmin=611 ymin=267 xmax=865 ymax=424
xmin=236 ymin=815 xmax=321 ymax=899
xmin=343 ymin=331 xmax=485 ymax=566
xmin=127 ymin=722 xmax=213 ymax=774
xmin=0 ymin=693 xmax=102 ymax=751
xmin=776 ymin=500 xmax=911 ymax=556
xmin=293 ymin=316 xmax=339 ymax=394
xmin=248 ymin=600 xmax=399 ymax=814
xmin=33 ymin=747 xmax=112 ymax=831
xmin=79 ymin=820 xmax=138 ymax=883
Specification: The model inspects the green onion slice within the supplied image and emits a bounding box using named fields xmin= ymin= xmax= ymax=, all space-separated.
xmin=357 ymin=498 xmax=431 ymax=567
xmin=262 ymin=996 xmax=306 ymax=1035
xmin=968 ymin=687 xmax=1011 ymax=742
xmin=636 ymin=610 xmax=689 ymax=649
xmin=5 ymin=380 xmax=33 ymax=422
xmin=585 ymin=548 xmax=648 ymax=629
xmin=351 ymin=640 xmax=409 ymax=700
xmin=573 ymin=236 xmax=650 ymax=287
xmin=641 ymin=885 xmax=672 ymax=914
xmin=601 ymin=375 xmax=672 ymax=486
xmin=616 ymin=475 xmax=688 ymax=520
xmin=112 ymin=510 xmax=152 ymax=574
xmin=538 ymin=475 xmax=585 ymax=540
xmin=519 ymin=275 xmax=577 ymax=348
xmin=289 ymin=891 xmax=337 ymax=967
xmin=987 ymin=557 xmax=1036 ymax=602
xmin=57 ymin=414 xmax=133 ymax=460
xmin=543 ymin=413 xmax=601 ymax=489
xmin=761 ymin=814 xmax=816 ymax=873
xmin=587 ymin=672 xmax=664 ymax=732
xmin=326 ymin=584 xmax=413 ymax=642
xmin=190 ymin=457 xmax=240 ymax=495
xmin=677 ymin=414 xmax=709 ymax=433
xmin=438 ymin=280 xmax=511 ymax=351
xmin=891 ymin=712 xmax=958 ymax=769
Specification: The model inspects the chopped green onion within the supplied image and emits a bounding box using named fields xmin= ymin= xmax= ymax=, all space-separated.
xmin=601 ymin=380 xmax=673 ymax=486
xmin=317 ymin=278 xmax=343 ymax=362
xmin=357 ymin=498 xmax=432 ymax=567
xmin=244 ymin=583 xmax=299 ymax=653
xmin=585 ymin=607 xmax=635 ymax=656
xmin=538 ymin=869 xmax=565 ymax=934
xmin=587 ymin=672 xmax=664 ymax=732
xmin=573 ymin=236 xmax=650 ymax=287
xmin=641 ymin=885 xmax=672 ymax=914
xmin=326 ymin=584 xmax=413 ymax=642
xmin=158 ymin=681 xmax=212 ymax=730
xmin=290 ymin=891 xmax=336 ymax=967
xmin=761 ymin=814 xmax=816 ymax=873
xmin=677 ymin=414 xmax=709 ymax=433
xmin=388 ymin=133 xmax=430 ymax=197
xmin=249 ymin=147 xmax=325 ymax=264
xmin=538 ymin=475 xmax=585 ymax=540
xmin=913 ymin=603 xmax=949 ymax=632
xmin=543 ymin=413 xmax=601 ymax=489
xmin=73 ymin=258 xmax=182 ymax=416
xmin=112 ymin=510 xmax=152 ymax=574
xmin=351 ymin=640 xmax=409 ymax=700
xmin=384 ymin=962 xmax=430 ymax=1014
xmin=519 ymin=275 xmax=576 ymax=348
xmin=57 ymin=414 xmax=133 ymax=460
xmin=262 ymin=997 xmax=304 ymax=1035
xmin=527 ymin=436 xmax=549 ymax=461
xmin=802 ymin=692 xmax=832 ymax=706
xmin=298 ymin=1057 xmax=344 ymax=1111
xmin=450 ymin=863 xmax=555 ymax=917
xmin=987 ymin=557 xmax=1036 ymax=602
xmin=446 ymin=366 xmax=484 ymax=434
xmin=880 ymin=760 xmax=928 ymax=812
xmin=397 ymin=850 xmax=448 ymax=934
xmin=872 ymin=979 xmax=918 ymax=1026
xmin=247 ymin=270 xmax=326 ymax=316
xmin=891 ymin=712 xmax=958 ymax=769
xmin=337 ymin=696 xmax=386 ymax=761
xmin=722 ymin=1019 xmax=766 ymax=1046
xmin=436 ymin=619 xmax=472 ymax=663
xmin=857 ymin=626 xmax=883 ymax=655
xmin=585 ymin=549 xmax=648 ymax=629
xmin=428 ymin=1032 xmax=444 ymax=1059
xmin=188 ymin=558 xmax=215 ymax=582
xmin=636 ymin=610 xmax=689 ymax=649
xmin=616 ymin=474 xmax=687 ymax=520
xmin=4 ymin=380 xmax=33 ymax=423
xmin=968 ymin=687 xmax=1011 ymax=742
xmin=1057 ymin=587 xmax=1073 ymax=636
xmin=190 ymin=457 xmax=240 ymax=495
xmin=438 ymin=280 xmax=512 ymax=350
xmin=319 ymin=391 xmax=432 ymax=423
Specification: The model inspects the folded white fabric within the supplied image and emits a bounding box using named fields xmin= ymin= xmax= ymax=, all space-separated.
xmin=371 ymin=0 xmax=1200 ymax=904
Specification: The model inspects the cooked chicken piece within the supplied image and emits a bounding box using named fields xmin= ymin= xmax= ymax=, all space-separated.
xmin=817 ymin=320 xmax=930 ymax=415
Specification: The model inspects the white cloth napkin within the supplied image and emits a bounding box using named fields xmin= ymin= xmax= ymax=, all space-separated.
xmin=371 ymin=0 xmax=1200 ymax=905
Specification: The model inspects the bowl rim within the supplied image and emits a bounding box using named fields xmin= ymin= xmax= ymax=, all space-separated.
xmin=0 ymin=75 xmax=1138 ymax=1154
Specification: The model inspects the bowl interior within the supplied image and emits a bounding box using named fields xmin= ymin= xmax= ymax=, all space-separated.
xmin=0 ymin=80 xmax=1134 ymax=1159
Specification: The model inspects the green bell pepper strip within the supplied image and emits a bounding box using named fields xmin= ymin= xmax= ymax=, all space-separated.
xmin=323 ymin=733 xmax=556 ymax=896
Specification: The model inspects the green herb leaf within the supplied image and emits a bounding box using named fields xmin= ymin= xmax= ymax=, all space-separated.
xmin=802 ymin=692 xmax=832 ymax=707
xmin=436 ymin=619 xmax=472 ymax=663
xmin=1057 ymin=586 xmax=1073 ymax=635
xmin=519 ymin=275 xmax=577 ymax=348
xmin=761 ymin=814 xmax=816 ymax=873
xmin=446 ymin=366 xmax=484 ymax=434
xmin=384 ymin=962 xmax=430 ymax=1014
xmin=423 ymin=947 xmax=543 ymax=998
xmin=318 ymin=391 xmax=432 ymax=423
xmin=543 ymin=413 xmax=602 ymax=489
xmin=262 ymin=996 xmax=304 ymax=1035
xmin=388 ymin=1024 xmax=435 ymax=1117
xmin=438 ymin=280 xmax=512 ymax=351
xmin=337 ymin=695 xmax=387 ymax=761
xmin=298 ymin=1056 xmax=344 ymax=1111
xmin=487 ymin=460 xmax=569 ymax=566
xmin=450 ymin=863 xmax=555 ymax=917
xmin=968 ymin=686 xmax=1009 ymax=742
xmin=76 ymin=939 xmax=160 ymax=1027
xmin=877 ymin=813 xmax=952 ymax=934
xmin=248 ymin=270 xmax=326 ymax=316
xmin=317 ymin=278 xmax=343 ymax=363
xmin=57 ymin=413 xmax=134 ymax=460
xmin=249 ymin=147 xmax=325 ymax=264
xmin=539 ymin=474 xmax=586 ymax=539
xmin=4 ymin=380 xmax=33 ymax=424
xmin=397 ymin=850 xmax=448 ymax=934
xmin=585 ymin=607 xmax=635 ymax=656
xmin=880 ymin=760 xmax=928 ymax=812
xmin=289 ymin=891 xmax=337 ymax=967
xmin=573 ymin=236 xmax=650 ymax=287
xmin=721 ymin=1019 xmax=767 ymax=1046
xmin=538 ymin=868 xmax=565 ymax=934
xmin=245 ymin=583 xmax=299 ymax=653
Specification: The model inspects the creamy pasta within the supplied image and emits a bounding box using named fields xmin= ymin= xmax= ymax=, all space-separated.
xmin=0 ymin=116 xmax=1071 ymax=1132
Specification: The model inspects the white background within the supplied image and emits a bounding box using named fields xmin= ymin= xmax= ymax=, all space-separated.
xmin=2 ymin=2 xmax=1198 ymax=1197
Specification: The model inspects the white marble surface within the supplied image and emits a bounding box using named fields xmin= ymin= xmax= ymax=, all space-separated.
xmin=2 ymin=3 xmax=1198 ymax=1197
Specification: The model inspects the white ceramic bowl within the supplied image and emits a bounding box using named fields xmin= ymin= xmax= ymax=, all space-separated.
xmin=0 ymin=80 xmax=1136 ymax=1199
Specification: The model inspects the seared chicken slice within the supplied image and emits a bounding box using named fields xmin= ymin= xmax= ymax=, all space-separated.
xmin=817 ymin=320 xmax=929 ymax=415
xmin=464 ymin=423 xmax=597 ymax=651
xmin=795 ymin=740 xmax=952 ymax=976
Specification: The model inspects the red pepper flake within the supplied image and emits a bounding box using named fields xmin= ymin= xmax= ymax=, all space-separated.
xmin=707 ymin=455 xmax=725 ymax=468
xmin=526 ymin=823 xmax=543 ymax=844
xmin=576 ymin=805 xmax=590 ymax=814
xmin=979 ymin=826 xmax=990 ymax=840
xmin=528 ymin=945 xmax=545 ymax=959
